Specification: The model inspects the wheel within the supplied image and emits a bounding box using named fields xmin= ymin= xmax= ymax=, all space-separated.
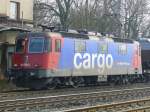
xmin=69 ymin=77 xmax=84 ymax=88
xmin=47 ymin=78 xmax=59 ymax=90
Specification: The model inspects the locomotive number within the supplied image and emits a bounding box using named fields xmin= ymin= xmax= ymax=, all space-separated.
xmin=74 ymin=53 xmax=114 ymax=69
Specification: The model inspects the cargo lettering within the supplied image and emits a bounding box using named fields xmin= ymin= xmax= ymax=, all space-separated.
xmin=74 ymin=53 xmax=113 ymax=69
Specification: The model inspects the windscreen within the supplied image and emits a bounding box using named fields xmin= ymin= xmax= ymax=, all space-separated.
xmin=29 ymin=38 xmax=44 ymax=53
xmin=16 ymin=39 xmax=25 ymax=53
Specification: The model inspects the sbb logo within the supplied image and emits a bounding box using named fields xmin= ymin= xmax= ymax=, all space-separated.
xmin=73 ymin=53 xmax=114 ymax=69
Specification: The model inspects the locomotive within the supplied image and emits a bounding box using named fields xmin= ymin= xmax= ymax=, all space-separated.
xmin=10 ymin=32 xmax=143 ymax=89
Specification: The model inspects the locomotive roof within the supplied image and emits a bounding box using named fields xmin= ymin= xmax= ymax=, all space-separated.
xmin=17 ymin=32 xmax=89 ymax=39
xmin=138 ymin=38 xmax=150 ymax=50
xmin=17 ymin=32 xmax=134 ymax=43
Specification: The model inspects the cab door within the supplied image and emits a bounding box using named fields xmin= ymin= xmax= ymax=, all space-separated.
xmin=51 ymin=37 xmax=62 ymax=69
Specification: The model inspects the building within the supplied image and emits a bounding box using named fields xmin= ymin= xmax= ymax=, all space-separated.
xmin=0 ymin=0 xmax=33 ymax=79
xmin=0 ymin=0 xmax=33 ymax=28
xmin=0 ymin=0 xmax=33 ymax=44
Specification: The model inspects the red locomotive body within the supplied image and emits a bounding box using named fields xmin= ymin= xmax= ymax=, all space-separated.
xmin=11 ymin=32 xmax=63 ymax=89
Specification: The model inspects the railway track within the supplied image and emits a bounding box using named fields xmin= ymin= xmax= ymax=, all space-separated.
xmin=0 ymin=82 xmax=150 ymax=100
xmin=64 ymin=98 xmax=150 ymax=112
xmin=1 ymin=86 xmax=150 ymax=112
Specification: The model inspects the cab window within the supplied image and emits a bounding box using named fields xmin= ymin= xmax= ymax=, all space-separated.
xmin=29 ymin=38 xmax=44 ymax=53
xmin=16 ymin=39 xmax=25 ymax=53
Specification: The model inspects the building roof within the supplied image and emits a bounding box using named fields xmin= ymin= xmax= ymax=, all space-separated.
xmin=0 ymin=26 xmax=31 ymax=32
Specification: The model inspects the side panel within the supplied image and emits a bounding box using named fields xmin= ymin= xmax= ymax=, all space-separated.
xmin=12 ymin=37 xmax=142 ymax=78
xmin=56 ymin=39 xmax=142 ymax=77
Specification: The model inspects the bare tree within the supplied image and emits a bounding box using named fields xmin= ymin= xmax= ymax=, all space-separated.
xmin=33 ymin=0 xmax=150 ymax=38
xmin=70 ymin=0 xmax=103 ymax=31
xmin=121 ymin=0 xmax=148 ymax=38
xmin=70 ymin=0 xmax=122 ymax=36
xmin=33 ymin=0 xmax=58 ymax=28
xmin=97 ymin=0 xmax=122 ymax=36
xmin=50 ymin=0 xmax=74 ymax=30
xmin=34 ymin=0 xmax=73 ymax=30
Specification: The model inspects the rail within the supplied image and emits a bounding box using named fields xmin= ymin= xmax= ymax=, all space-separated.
xmin=1 ymin=83 xmax=150 ymax=100
xmin=0 ymin=86 xmax=150 ymax=111
xmin=64 ymin=98 xmax=150 ymax=112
